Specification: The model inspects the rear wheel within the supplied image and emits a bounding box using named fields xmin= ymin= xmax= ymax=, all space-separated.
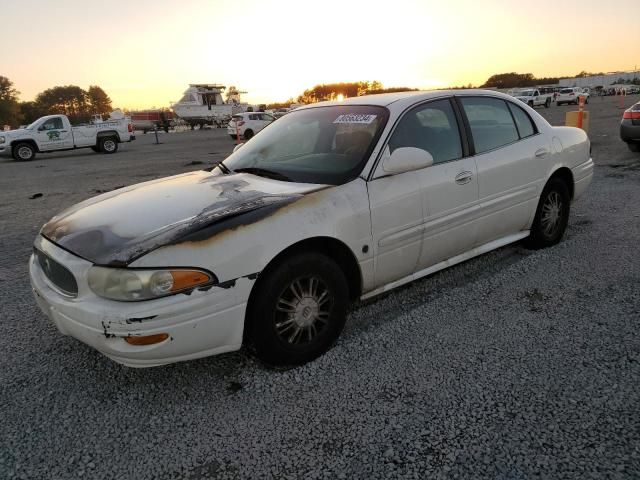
xmin=525 ymin=177 xmax=571 ymax=249
xmin=246 ymin=252 xmax=349 ymax=366
xmin=99 ymin=136 xmax=118 ymax=154
xmin=628 ymin=142 xmax=640 ymax=153
xmin=243 ymin=129 xmax=254 ymax=140
xmin=545 ymin=98 xmax=551 ymax=108
xmin=12 ymin=143 xmax=36 ymax=161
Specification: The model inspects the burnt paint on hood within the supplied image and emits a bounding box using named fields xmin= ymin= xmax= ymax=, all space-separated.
xmin=41 ymin=170 xmax=326 ymax=266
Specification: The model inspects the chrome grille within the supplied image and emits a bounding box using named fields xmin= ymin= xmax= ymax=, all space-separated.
xmin=34 ymin=249 xmax=78 ymax=297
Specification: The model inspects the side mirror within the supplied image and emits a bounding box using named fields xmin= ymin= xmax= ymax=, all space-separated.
xmin=233 ymin=143 xmax=244 ymax=153
xmin=382 ymin=147 xmax=434 ymax=175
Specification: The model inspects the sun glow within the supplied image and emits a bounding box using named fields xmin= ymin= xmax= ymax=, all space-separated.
xmin=336 ymin=94 xmax=345 ymax=102
xmin=2 ymin=0 xmax=637 ymax=109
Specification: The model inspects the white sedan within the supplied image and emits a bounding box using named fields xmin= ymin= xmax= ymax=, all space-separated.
xmin=227 ymin=112 xmax=275 ymax=140
xmin=30 ymin=90 xmax=593 ymax=367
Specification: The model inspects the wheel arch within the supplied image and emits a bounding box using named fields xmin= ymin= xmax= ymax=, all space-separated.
xmin=247 ymin=236 xmax=362 ymax=308
xmin=96 ymin=130 xmax=120 ymax=142
xmin=548 ymin=166 xmax=574 ymax=200
xmin=10 ymin=139 xmax=39 ymax=153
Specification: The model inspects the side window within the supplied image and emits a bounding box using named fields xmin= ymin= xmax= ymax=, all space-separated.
xmin=249 ymin=114 xmax=259 ymax=121
xmin=460 ymin=97 xmax=519 ymax=154
xmin=42 ymin=118 xmax=63 ymax=130
xmin=388 ymin=98 xmax=462 ymax=164
xmin=507 ymin=102 xmax=536 ymax=138
xmin=262 ymin=114 xmax=275 ymax=122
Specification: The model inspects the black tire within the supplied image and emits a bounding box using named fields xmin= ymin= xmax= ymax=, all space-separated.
xmin=585 ymin=97 xmax=589 ymax=104
xmin=528 ymin=101 xmax=534 ymax=108
xmin=12 ymin=142 xmax=36 ymax=161
xmin=229 ymin=134 xmax=237 ymax=140
xmin=98 ymin=136 xmax=118 ymax=154
xmin=90 ymin=146 xmax=100 ymax=153
xmin=525 ymin=177 xmax=571 ymax=249
xmin=246 ymin=252 xmax=349 ymax=366
xmin=628 ymin=142 xmax=640 ymax=153
xmin=243 ymin=129 xmax=254 ymax=140
xmin=545 ymin=98 xmax=551 ymax=108
xmin=557 ymin=102 xmax=562 ymax=106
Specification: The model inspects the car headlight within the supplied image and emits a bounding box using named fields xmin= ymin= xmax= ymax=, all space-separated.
xmin=0 ymin=136 xmax=5 ymax=144
xmin=88 ymin=267 xmax=215 ymax=301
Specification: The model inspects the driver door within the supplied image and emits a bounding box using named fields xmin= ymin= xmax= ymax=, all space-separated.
xmin=35 ymin=117 xmax=72 ymax=150
xmin=368 ymin=97 xmax=479 ymax=288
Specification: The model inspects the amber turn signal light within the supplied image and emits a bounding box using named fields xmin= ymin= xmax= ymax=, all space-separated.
xmin=170 ymin=271 xmax=211 ymax=292
xmin=124 ymin=333 xmax=169 ymax=346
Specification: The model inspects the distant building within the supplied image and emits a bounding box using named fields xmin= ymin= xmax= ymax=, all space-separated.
xmin=560 ymin=70 xmax=640 ymax=88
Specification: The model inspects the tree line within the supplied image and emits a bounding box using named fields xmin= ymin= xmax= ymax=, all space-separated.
xmin=267 ymin=81 xmax=418 ymax=108
xmin=0 ymin=76 xmax=112 ymax=128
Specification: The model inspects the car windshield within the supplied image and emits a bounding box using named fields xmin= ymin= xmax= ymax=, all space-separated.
xmin=222 ymin=105 xmax=389 ymax=185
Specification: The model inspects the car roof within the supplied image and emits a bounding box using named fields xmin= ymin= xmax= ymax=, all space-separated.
xmin=297 ymin=89 xmax=523 ymax=112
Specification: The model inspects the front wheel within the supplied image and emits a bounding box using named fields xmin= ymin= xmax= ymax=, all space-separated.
xmin=99 ymin=136 xmax=118 ymax=154
xmin=243 ymin=129 xmax=254 ymax=140
xmin=12 ymin=142 xmax=36 ymax=161
xmin=246 ymin=253 xmax=349 ymax=366
xmin=525 ymin=177 xmax=571 ymax=249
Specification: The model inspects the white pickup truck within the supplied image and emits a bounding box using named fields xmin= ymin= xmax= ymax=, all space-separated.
xmin=0 ymin=112 xmax=135 ymax=161
xmin=513 ymin=89 xmax=552 ymax=108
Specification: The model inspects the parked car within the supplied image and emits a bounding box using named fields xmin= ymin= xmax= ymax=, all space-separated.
xmin=273 ymin=108 xmax=291 ymax=119
xmin=557 ymin=87 xmax=589 ymax=106
xmin=513 ymin=89 xmax=552 ymax=108
xmin=29 ymin=90 xmax=593 ymax=367
xmin=227 ymin=112 xmax=275 ymax=140
xmin=621 ymin=101 xmax=640 ymax=152
xmin=0 ymin=113 xmax=135 ymax=161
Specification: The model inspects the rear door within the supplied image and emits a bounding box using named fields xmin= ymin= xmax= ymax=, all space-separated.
xmin=457 ymin=96 xmax=548 ymax=245
xmin=34 ymin=117 xmax=72 ymax=150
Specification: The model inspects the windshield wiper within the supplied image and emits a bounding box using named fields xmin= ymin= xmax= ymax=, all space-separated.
xmin=217 ymin=161 xmax=231 ymax=174
xmin=234 ymin=167 xmax=292 ymax=182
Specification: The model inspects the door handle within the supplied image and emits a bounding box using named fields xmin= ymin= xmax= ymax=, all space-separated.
xmin=535 ymin=148 xmax=549 ymax=158
xmin=455 ymin=171 xmax=473 ymax=185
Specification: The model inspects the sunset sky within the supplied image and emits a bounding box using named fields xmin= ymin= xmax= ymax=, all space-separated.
xmin=2 ymin=0 xmax=639 ymax=109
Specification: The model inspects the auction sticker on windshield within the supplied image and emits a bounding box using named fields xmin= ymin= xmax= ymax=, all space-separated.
xmin=333 ymin=114 xmax=377 ymax=124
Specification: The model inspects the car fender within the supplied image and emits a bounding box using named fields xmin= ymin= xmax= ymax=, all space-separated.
xmin=130 ymin=177 xmax=375 ymax=293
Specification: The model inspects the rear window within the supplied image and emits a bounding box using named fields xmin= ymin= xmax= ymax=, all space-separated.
xmin=507 ymin=102 xmax=536 ymax=138
xmin=560 ymin=89 xmax=573 ymax=94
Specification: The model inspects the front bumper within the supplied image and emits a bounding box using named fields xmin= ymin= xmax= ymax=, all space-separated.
xmin=29 ymin=236 xmax=252 ymax=367
xmin=0 ymin=142 xmax=10 ymax=157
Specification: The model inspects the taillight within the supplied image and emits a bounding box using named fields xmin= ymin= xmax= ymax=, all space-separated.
xmin=128 ymin=123 xmax=133 ymax=132
xmin=623 ymin=110 xmax=640 ymax=120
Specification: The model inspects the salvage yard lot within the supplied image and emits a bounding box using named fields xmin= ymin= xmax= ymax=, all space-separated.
xmin=1 ymin=97 xmax=639 ymax=479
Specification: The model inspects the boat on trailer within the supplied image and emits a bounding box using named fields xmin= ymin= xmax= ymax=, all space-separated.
xmin=171 ymin=84 xmax=248 ymax=129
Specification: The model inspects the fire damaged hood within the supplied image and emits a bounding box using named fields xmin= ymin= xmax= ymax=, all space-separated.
xmin=41 ymin=170 xmax=326 ymax=266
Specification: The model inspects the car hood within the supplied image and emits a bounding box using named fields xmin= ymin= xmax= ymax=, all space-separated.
xmin=2 ymin=128 xmax=29 ymax=138
xmin=41 ymin=170 xmax=327 ymax=266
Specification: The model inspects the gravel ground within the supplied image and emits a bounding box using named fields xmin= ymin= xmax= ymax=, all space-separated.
xmin=1 ymin=97 xmax=639 ymax=479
